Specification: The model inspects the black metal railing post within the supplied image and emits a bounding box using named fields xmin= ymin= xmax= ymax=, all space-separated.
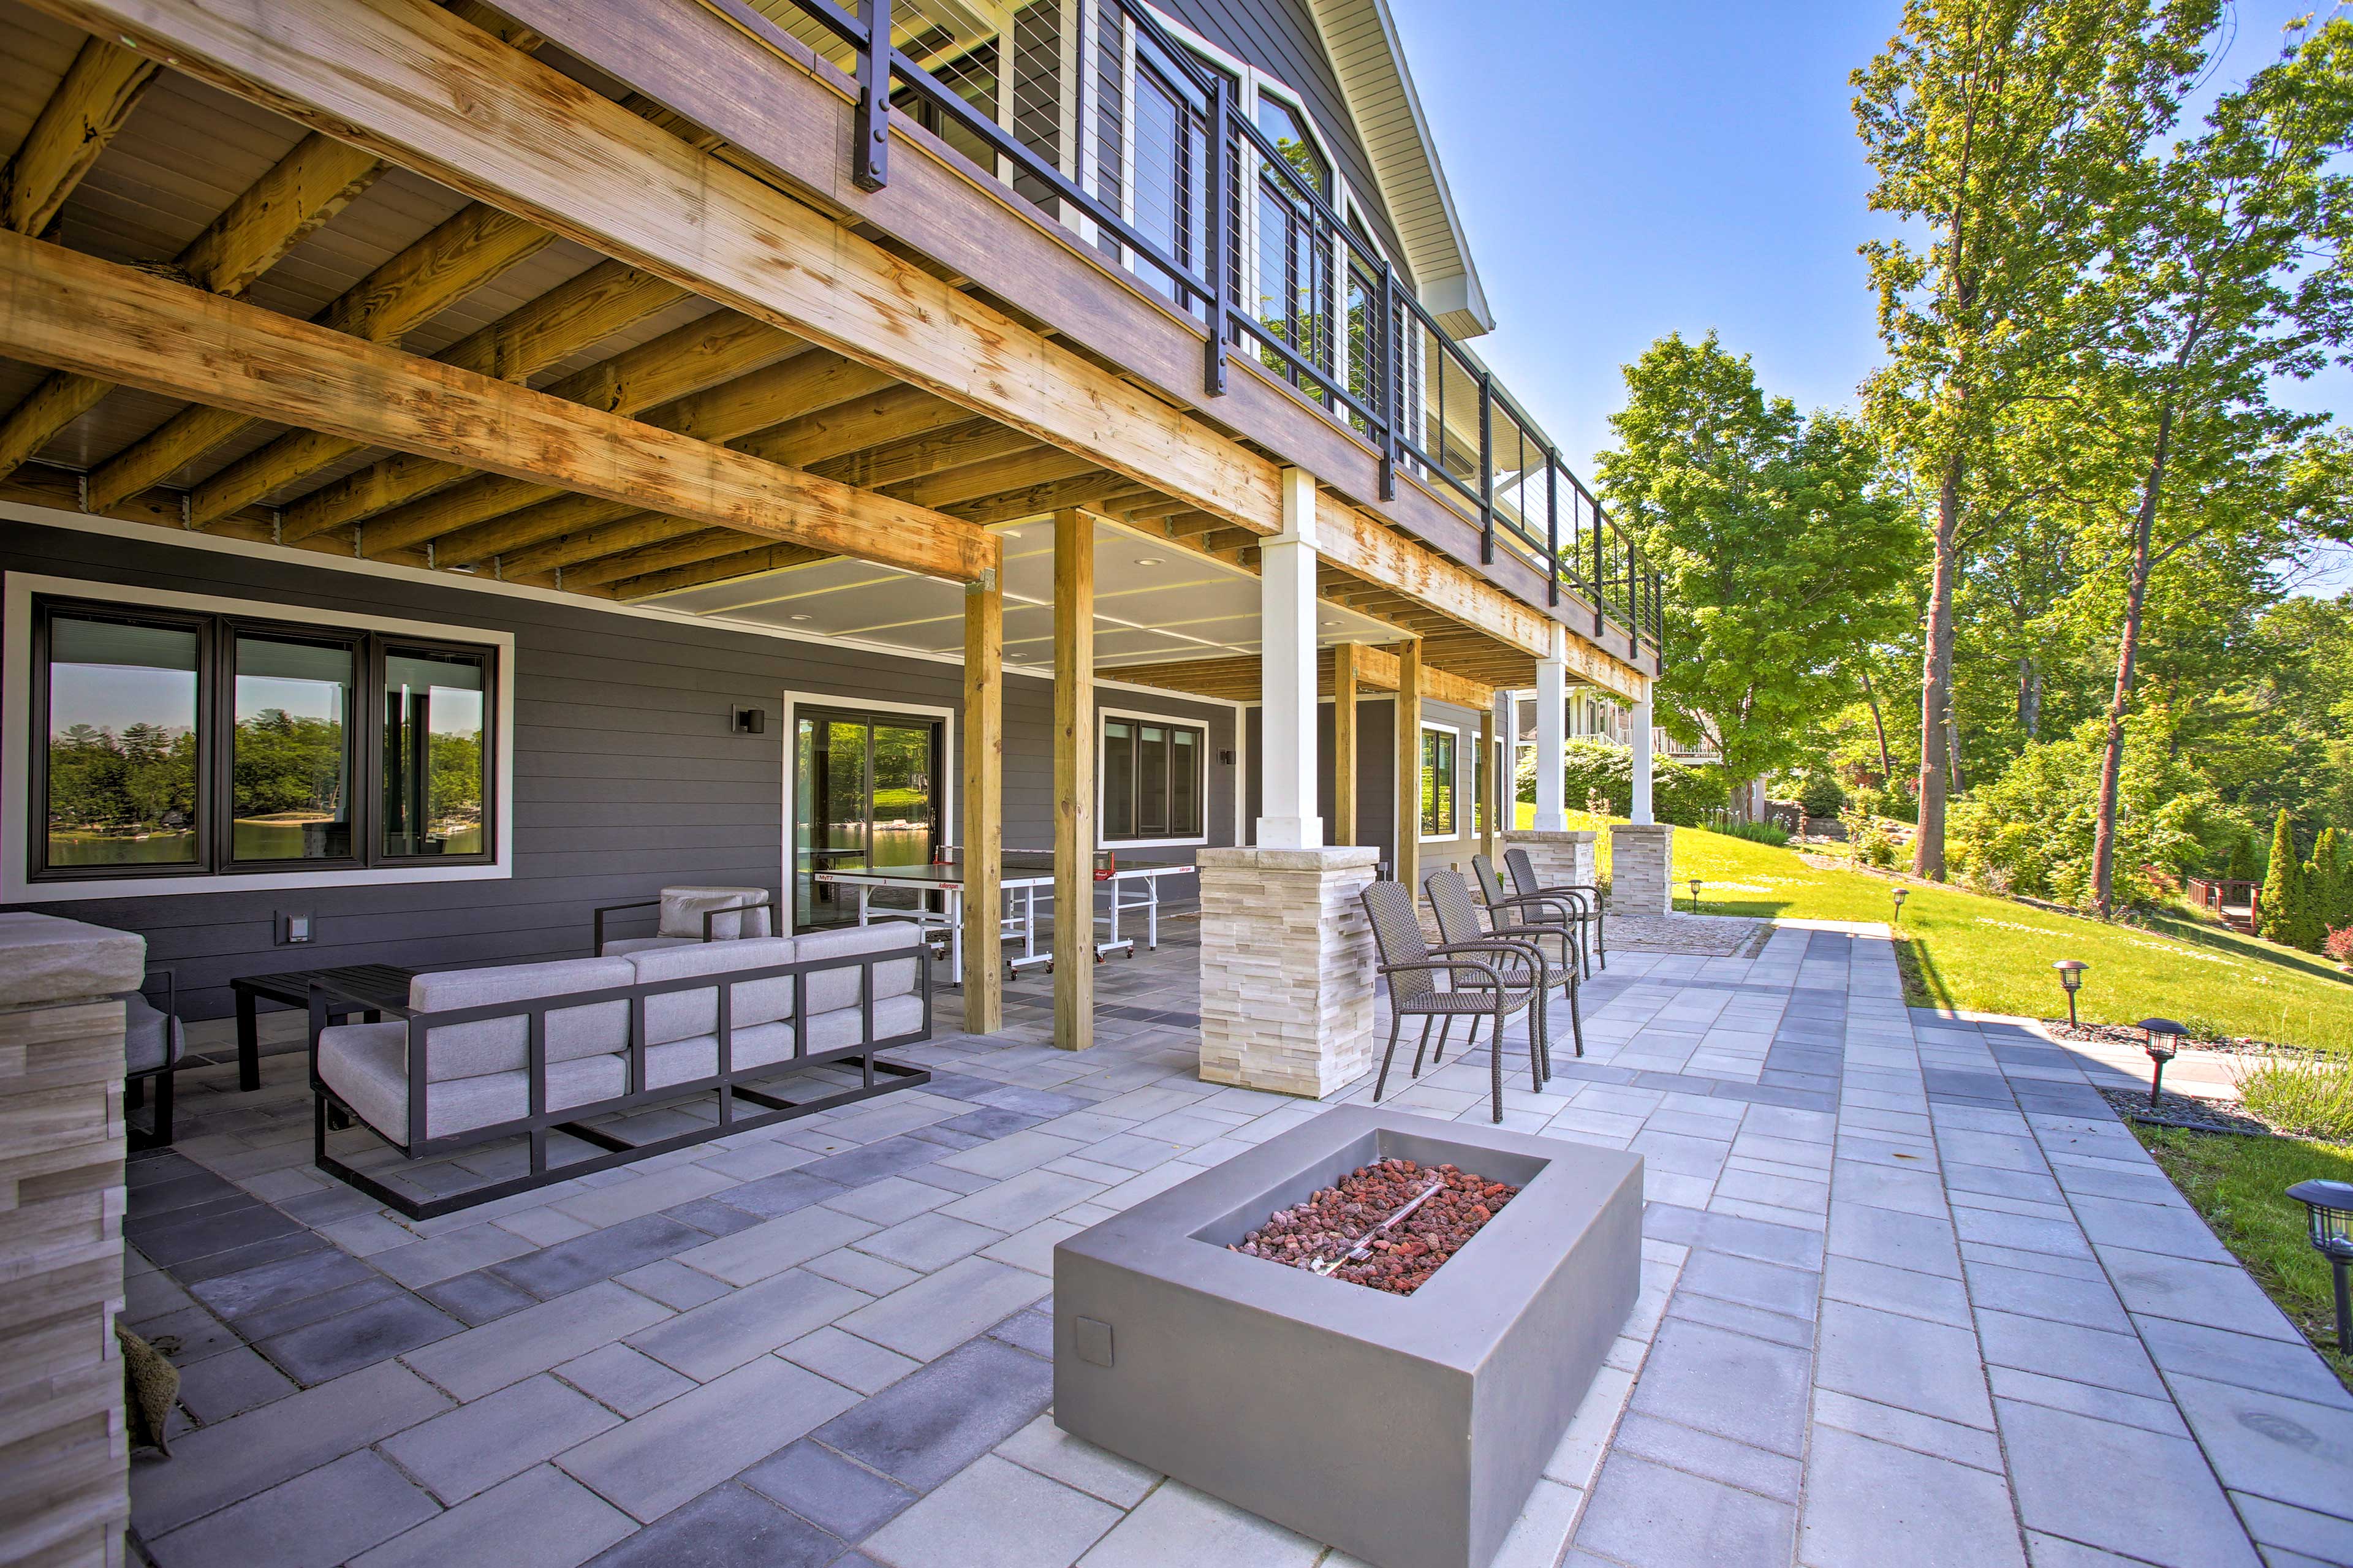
xmin=1545 ymin=450 xmax=1559 ymax=607
xmin=854 ymin=0 xmax=892 ymax=192
xmin=1477 ymin=369 xmax=1494 ymax=564
xmin=1200 ymin=72 xmax=1229 ymax=398
xmin=1626 ymin=531 xmax=1639 ymax=656
xmin=1590 ymin=490 xmax=1605 ymax=636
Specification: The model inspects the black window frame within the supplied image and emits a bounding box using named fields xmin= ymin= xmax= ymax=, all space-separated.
xmin=1420 ymin=724 xmax=1458 ymax=840
xmin=29 ymin=594 xmax=501 ymax=884
xmin=1101 ymin=713 xmax=1208 ymax=844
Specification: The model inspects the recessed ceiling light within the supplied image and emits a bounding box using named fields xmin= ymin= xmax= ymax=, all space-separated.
xmin=789 ymin=613 xmax=811 ymax=621
xmin=1135 ymin=556 xmax=1163 ymax=566
xmin=1320 ymin=619 xmax=1339 ymax=628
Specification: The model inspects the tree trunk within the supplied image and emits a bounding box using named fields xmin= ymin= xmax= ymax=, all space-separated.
xmin=2017 ymin=656 xmax=2041 ymax=737
xmin=1914 ymin=451 xmax=1963 ymax=879
xmin=2091 ymin=407 xmax=2172 ymax=918
xmin=1860 ymin=662 xmax=1894 ymax=782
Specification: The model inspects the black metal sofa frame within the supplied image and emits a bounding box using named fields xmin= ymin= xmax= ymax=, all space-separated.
xmin=306 ymin=943 xmax=933 ymax=1220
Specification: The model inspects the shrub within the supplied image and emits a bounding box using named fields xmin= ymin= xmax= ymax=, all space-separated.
xmin=1529 ymin=738 xmax=1730 ymax=827
xmin=2326 ymin=926 xmax=2353 ymax=966
xmin=1947 ymin=719 xmax=2237 ymax=911
xmin=2234 ymin=1052 xmax=2353 ymax=1143
xmin=1851 ymin=818 xmax=1898 ymax=868
xmin=1794 ymin=771 xmax=1846 ymax=820
xmin=1714 ymin=820 xmax=1790 ymax=847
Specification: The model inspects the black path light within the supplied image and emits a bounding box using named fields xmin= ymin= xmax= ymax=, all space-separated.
xmin=1891 ymin=885 xmax=1908 ymax=926
xmin=2053 ymin=960 xmax=2089 ymax=1027
xmin=1688 ymin=877 xmax=1703 ymax=915
xmin=2287 ymin=1180 xmax=2353 ymax=1352
xmin=2136 ymin=1018 xmax=2186 ymax=1109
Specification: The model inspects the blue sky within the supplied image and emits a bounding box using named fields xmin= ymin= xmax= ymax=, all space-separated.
xmin=1387 ymin=0 xmax=2353 ymax=595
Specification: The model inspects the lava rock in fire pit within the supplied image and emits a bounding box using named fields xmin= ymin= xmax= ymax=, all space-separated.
xmin=1230 ymin=1157 xmax=1518 ymax=1295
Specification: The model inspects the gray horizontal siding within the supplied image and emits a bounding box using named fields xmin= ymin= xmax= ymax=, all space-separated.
xmin=1 ymin=521 xmax=1235 ymax=1018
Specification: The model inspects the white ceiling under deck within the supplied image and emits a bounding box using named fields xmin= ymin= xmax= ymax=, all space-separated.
xmin=636 ymin=518 xmax=1403 ymax=675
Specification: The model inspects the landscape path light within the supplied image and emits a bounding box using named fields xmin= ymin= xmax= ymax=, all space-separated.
xmin=1891 ymin=885 xmax=1908 ymax=926
xmin=1688 ymin=878 xmax=1703 ymax=915
xmin=2136 ymin=1018 xmax=2186 ymax=1110
xmin=2287 ymin=1180 xmax=2353 ymax=1352
xmin=2054 ymin=960 xmax=2088 ymax=1027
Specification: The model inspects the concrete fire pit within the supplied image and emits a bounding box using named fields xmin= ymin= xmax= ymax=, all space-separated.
xmin=1053 ymin=1106 xmax=1643 ymax=1568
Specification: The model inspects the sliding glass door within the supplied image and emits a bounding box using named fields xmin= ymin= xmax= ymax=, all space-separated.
xmin=793 ymin=708 xmax=942 ymax=928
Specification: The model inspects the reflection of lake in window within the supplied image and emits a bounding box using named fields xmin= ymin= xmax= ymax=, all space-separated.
xmin=383 ymin=650 xmax=487 ymax=858
xmin=234 ymin=633 xmax=354 ymax=861
xmin=45 ymin=615 xmax=200 ymax=866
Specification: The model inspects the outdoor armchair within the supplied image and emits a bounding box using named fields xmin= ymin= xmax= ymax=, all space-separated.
xmin=1474 ymin=854 xmax=1594 ymax=980
xmin=1359 ymin=879 xmax=1538 ymax=1124
xmin=1431 ymin=866 xmax=1583 ymax=1067
xmin=1504 ymin=847 xmax=1608 ymax=973
xmin=593 ymin=885 xmax=776 ymax=956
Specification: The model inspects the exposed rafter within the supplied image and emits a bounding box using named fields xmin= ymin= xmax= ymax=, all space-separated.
xmin=0 ymin=230 xmax=998 ymax=581
xmin=1 ymin=37 xmax=158 ymax=236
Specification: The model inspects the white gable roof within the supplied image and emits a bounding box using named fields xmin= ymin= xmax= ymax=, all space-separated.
xmin=1306 ymin=0 xmax=1494 ymax=339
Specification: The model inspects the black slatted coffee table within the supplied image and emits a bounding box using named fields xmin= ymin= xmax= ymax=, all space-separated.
xmin=229 ymin=963 xmax=417 ymax=1092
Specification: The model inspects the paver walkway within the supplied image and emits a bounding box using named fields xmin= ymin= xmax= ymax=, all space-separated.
xmin=119 ymin=925 xmax=2353 ymax=1568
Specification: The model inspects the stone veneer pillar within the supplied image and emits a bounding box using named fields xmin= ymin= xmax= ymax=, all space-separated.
xmin=1499 ymin=828 xmax=1596 ymax=892
xmin=1196 ymin=846 xmax=1379 ymax=1097
xmin=0 ymin=911 xmax=146 ymax=1568
xmin=1609 ymin=824 xmax=1675 ymax=916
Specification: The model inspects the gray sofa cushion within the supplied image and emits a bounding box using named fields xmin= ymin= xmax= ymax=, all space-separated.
xmin=627 ymin=937 xmax=801 ymax=1045
xmin=122 ymin=991 xmax=183 ymax=1075
xmin=599 ymin=934 xmax=699 ymax=957
xmin=317 ymin=1023 xmax=623 ymax=1142
xmin=409 ymin=957 xmax=635 ymax=1081
xmin=643 ymin=1021 xmax=798 ymax=1089
xmin=794 ymin=923 xmax=923 ymax=1015
xmin=804 ymin=993 xmax=926 ymax=1054
xmin=658 ymin=887 xmax=773 ymax=941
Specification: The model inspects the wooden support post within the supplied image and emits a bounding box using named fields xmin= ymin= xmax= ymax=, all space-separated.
xmin=1479 ymin=700 xmax=1497 ymax=862
xmin=1394 ymin=638 xmax=1421 ymax=896
xmin=1052 ymin=509 xmax=1094 ymax=1051
xmin=962 ymin=569 xmax=1003 ymax=1032
xmin=1332 ymin=642 xmax=1358 ymax=847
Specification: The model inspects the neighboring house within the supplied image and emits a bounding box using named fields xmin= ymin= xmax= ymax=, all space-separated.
xmin=0 ymin=0 xmax=1659 ymax=1032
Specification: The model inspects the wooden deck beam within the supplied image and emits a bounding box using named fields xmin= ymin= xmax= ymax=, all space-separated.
xmin=0 ymin=230 xmax=996 ymax=581
xmin=2 ymin=37 xmax=159 ymax=236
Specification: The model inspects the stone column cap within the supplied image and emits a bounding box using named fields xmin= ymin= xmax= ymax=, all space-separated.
xmin=1609 ymin=823 xmax=1676 ymax=838
xmin=1199 ymin=846 xmax=1381 ymax=872
xmin=1502 ymin=828 xmax=1596 ymax=844
xmin=0 ymin=911 xmax=147 ymax=1008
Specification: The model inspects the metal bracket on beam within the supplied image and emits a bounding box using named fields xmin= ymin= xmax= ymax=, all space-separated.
xmin=854 ymin=0 xmax=892 ymax=192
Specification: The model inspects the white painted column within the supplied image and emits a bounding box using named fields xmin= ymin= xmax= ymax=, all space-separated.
xmin=1631 ymin=689 xmax=1656 ymax=825
xmin=1533 ymin=629 xmax=1566 ymax=831
xmin=1256 ymin=466 xmax=1323 ymax=849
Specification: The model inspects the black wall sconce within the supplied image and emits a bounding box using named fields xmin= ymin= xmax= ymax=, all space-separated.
xmin=732 ymin=706 xmax=767 ymax=735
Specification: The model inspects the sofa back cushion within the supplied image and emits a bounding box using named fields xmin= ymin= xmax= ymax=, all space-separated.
xmin=657 ymin=886 xmax=773 ymax=941
xmin=794 ymin=923 xmax=923 ymax=1015
xmin=627 ymin=937 xmax=800 ymax=1046
xmin=410 ymin=956 xmax=635 ymax=1081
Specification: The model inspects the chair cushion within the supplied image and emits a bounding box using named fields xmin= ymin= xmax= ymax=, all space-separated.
xmin=642 ymin=1020 xmax=798 ymax=1089
xmin=792 ymin=923 xmax=923 ymax=1015
xmin=409 ymin=958 xmax=636 ymax=1081
xmin=802 ymin=993 xmax=926 ymax=1053
xmin=627 ymin=937 xmax=801 ymax=1045
xmin=317 ymin=1022 xmax=623 ymax=1142
xmin=121 ymin=991 xmax=183 ymax=1074
xmin=657 ymin=887 xmax=773 ymax=941
xmin=599 ymin=935 xmax=700 ymax=957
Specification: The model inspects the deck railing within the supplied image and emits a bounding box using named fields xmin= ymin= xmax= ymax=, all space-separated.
xmin=738 ymin=0 xmax=1664 ymax=662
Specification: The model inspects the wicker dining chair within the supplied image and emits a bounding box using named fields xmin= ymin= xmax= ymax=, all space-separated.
xmin=1475 ymin=853 xmax=1591 ymax=980
xmin=1505 ymin=847 xmax=1608 ymax=972
xmin=1358 ymin=880 xmax=1536 ymax=1124
xmin=1429 ymin=865 xmax=1582 ymax=1070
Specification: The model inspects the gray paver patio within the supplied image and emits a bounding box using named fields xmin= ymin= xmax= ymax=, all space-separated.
xmin=121 ymin=918 xmax=2352 ymax=1568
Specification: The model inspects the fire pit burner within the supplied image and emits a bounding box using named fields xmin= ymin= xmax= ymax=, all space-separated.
xmin=1230 ymin=1157 xmax=1518 ymax=1295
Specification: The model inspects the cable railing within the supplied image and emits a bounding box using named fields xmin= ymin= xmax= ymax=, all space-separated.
xmin=740 ymin=0 xmax=1665 ymax=660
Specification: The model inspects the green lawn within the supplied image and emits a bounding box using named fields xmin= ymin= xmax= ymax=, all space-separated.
xmin=1518 ymin=807 xmax=2353 ymax=1054
xmin=2134 ymin=1126 xmax=2353 ymax=1392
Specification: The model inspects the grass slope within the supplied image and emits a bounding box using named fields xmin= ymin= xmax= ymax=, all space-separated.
xmin=1526 ymin=809 xmax=2353 ymax=1054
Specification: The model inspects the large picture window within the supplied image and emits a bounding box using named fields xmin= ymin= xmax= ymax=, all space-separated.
xmin=31 ymin=596 xmax=498 ymax=882
xmin=1101 ymin=714 xmax=1205 ymax=843
xmin=1420 ymin=724 xmax=1458 ymax=839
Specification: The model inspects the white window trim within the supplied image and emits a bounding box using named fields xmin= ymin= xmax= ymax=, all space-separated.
xmin=1097 ymin=702 xmax=1211 ymax=848
xmin=4 ymin=570 xmax=516 ymax=902
xmin=779 ymin=691 xmax=957 ymax=937
xmin=1418 ymin=717 xmax=1463 ymax=844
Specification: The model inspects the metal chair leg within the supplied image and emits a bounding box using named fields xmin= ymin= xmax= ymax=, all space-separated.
xmin=1569 ymin=973 xmax=1585 ymax=1058
xmin=1427 ymin=1016 xmax=1453 ymax=1070
xmin=1488 ymin=1004 xmax=1504 ymax=1123
xmin=1375 ymin=1015 xmax=1406 ymax=1102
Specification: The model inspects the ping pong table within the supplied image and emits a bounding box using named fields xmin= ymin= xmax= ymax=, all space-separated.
xmin=813 ymin=850 xmax=1195 ymax=982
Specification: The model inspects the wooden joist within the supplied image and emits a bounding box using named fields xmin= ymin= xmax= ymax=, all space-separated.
xmin=611 ymin=540 xmax=826 ymax=599
xmin=0 ymin=127 xmax=381 ymax=479
xmin=2 ymin=37 xmax=158 ymax=235
xmin=1107 ymin=649 xmax=1493 ymax=711
xmin=0 ymin=230 xmax=997 ymax=581
xmin=190 ymin=259 xmax=686 ymax=525
xmin=89 ymin=201 xmax=555 ymax=510
xmin=563 ymin=527 xmax=746 ymax=588
xmin=495 ymin=512 xmax=699 ymax=579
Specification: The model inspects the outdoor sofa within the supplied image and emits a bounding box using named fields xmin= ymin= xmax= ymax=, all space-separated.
xmin=307 ymin=923 xmax=931 ymax=1218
